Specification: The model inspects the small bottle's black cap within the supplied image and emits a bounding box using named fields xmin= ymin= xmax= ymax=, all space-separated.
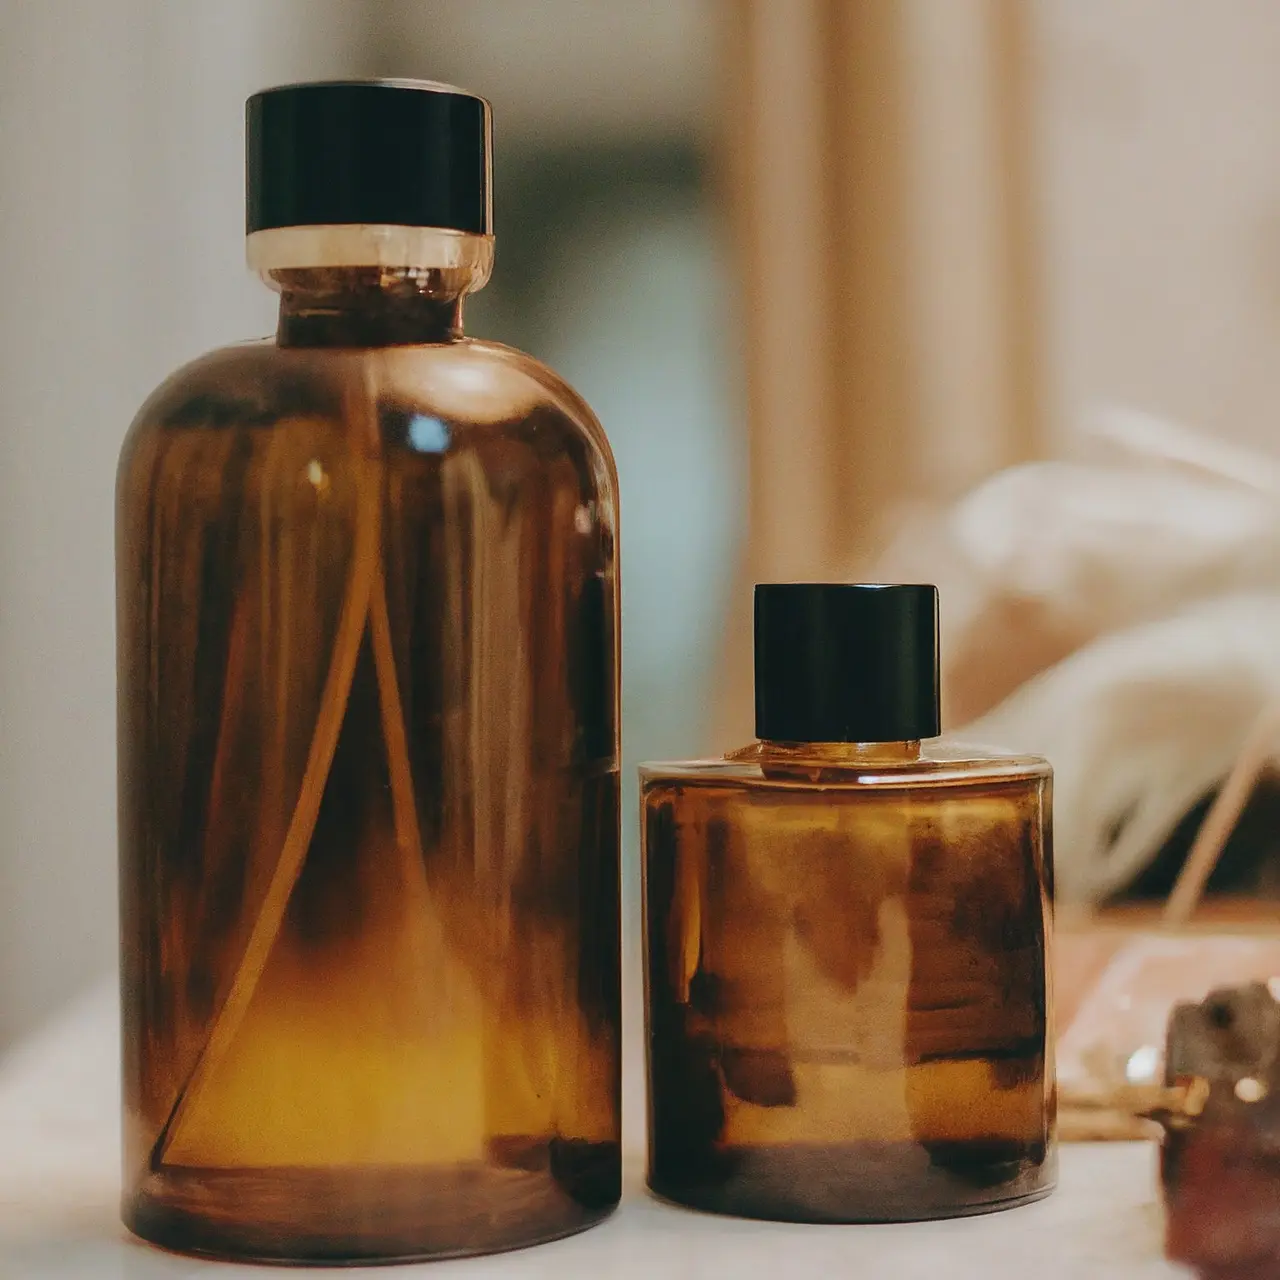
xmin=754 ymin=583 xmax=941 ymax=743
xmin=245 ymin=79 xmax=492 ymax=236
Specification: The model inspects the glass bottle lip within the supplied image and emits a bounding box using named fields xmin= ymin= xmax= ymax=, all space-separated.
xmin=749 ymin=738 xmax=924 ymax=762
xmin=638 ymin=737 xmax=1052 ymax=787
xmin=247 ymin=224 xmax=494 ymax=291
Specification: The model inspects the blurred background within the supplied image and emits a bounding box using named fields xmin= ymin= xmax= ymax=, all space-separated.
xmin=4 ymin=0 xmax=1280 ymax=1048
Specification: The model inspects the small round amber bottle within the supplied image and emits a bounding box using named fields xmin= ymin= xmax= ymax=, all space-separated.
xmin=117 ymin=82 xmax=620 ymax=1263
xmin=641 ymin=584 xmax=1054 ymax=1222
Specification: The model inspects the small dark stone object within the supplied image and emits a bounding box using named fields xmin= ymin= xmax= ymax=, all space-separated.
xmin=1158 ymin=982 xmax=1280 ymax=1279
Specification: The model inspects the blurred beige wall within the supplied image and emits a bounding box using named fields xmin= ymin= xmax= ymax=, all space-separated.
xmin=1037 ymin=0 xmax=1280 ymax=450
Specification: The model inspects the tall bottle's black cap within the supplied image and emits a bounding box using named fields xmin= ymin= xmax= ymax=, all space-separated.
xmin=754 ymin=583 xmax=941 ymax=743
xmin=246 ymin=79 xmax=492 ymax=236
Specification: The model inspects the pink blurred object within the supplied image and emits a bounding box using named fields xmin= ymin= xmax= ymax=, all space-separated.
xmin=1056 ymin=920 xmax=1280 ymax=1140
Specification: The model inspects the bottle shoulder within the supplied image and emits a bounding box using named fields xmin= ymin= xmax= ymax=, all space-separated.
xmin=640 ymin=739 xmax=1051 ymax=792
xmin=119 ymin=337 xmax=616 ymax=487
xmin=122 ymin=340 xmax=330 ymax=445
xmin=445 ymin=338 xmax=616 ymax=473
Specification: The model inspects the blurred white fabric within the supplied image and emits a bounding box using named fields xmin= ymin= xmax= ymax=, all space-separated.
xmin=874 ymin=408 xmax=1280 ymax=903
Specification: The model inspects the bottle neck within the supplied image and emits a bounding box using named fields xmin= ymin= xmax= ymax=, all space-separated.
xmin=274 ymin=270 xmax=467 ymax=347
xmin=726 ymin=738 xmax=923 ymax=781
xmin=745 ymin=740 xmax=922 ymax=764
xmin=247 ymin=225 xmax=494 ymax=349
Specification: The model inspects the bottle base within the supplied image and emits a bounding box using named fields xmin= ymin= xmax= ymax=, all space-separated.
xmin=124 ymin=1140 xmax=621 ymax=1265
xmin=648 ymin=1139 xmax=1056 ymax=1224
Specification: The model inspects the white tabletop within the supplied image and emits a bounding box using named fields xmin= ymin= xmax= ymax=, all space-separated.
xmin=0 ymin=980 xmax=1190 ymax=1278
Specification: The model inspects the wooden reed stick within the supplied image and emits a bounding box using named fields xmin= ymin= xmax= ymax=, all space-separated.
xmin=1164 ymin=700 xmax=1280 ymax=927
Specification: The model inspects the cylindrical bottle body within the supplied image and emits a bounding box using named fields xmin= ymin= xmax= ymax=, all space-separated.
xmin=117 ymin=340 xmax=620 ymax=1262
xmin=641 ymin=750 xmax=1054 ymax=1222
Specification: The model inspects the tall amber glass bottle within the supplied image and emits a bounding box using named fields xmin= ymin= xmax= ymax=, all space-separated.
xmin=642 ymin=584 xmax=1053 ymax=1222
xmin=117 ymin=81 xmax=620 ymax=1263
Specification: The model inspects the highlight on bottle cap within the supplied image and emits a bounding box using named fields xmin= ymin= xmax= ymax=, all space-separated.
xmin=753 ymin=583 xmax=941 ymax=744
xmin=246 ymin=79 xmax=493 ymax=236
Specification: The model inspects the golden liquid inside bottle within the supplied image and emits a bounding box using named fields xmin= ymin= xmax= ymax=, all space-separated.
xmin=117 ymin=278 xmax=621 ymax=1262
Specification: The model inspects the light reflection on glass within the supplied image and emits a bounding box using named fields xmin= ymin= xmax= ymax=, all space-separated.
xmin=408 ymin=414 xmax=450 ymax=453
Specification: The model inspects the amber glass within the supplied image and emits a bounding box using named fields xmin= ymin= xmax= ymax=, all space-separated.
xmin=641 ymin=739 xmax=1054 ymax=1222
xmin=117 ymin=253 xmax=620 ymax=1263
